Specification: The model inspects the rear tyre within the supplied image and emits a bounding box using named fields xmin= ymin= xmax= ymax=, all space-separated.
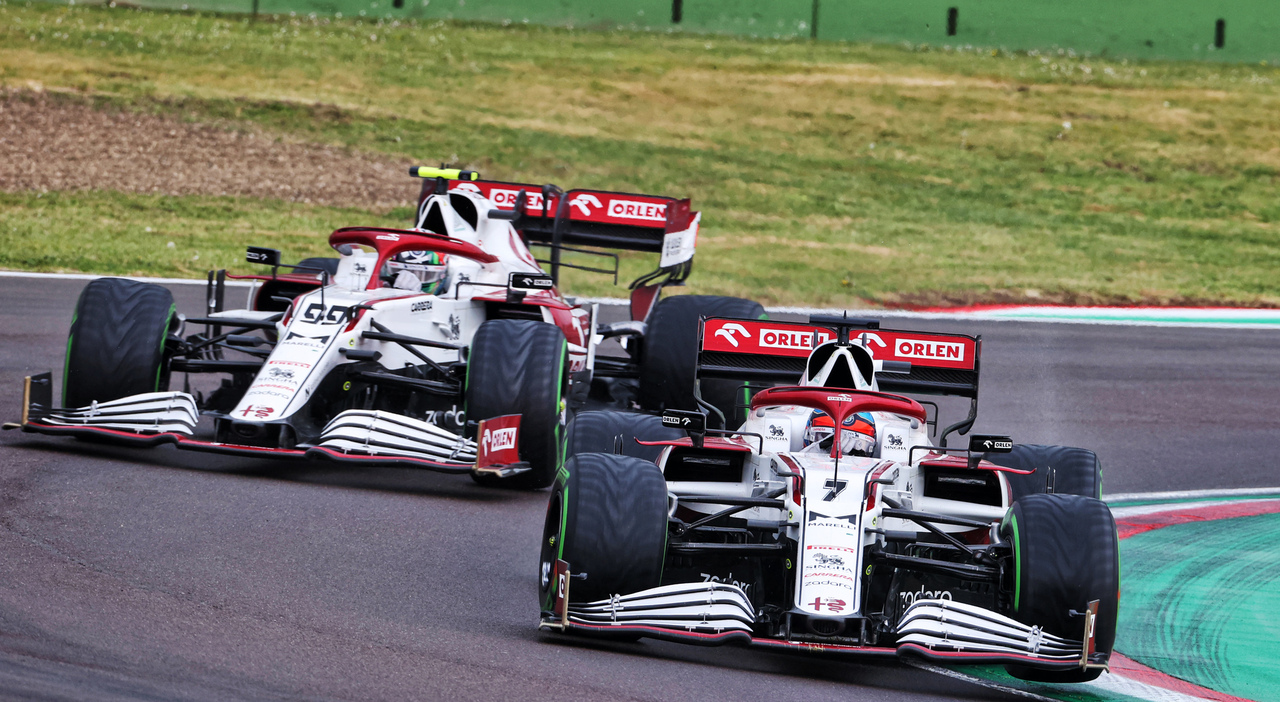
xmin=64 ymin=278 xmax=176 ymax=408
xmin=988 ymin=445 xmax=1102 ymax=501
xmin=566 ymin=410 xmax=684 ymax=463
xmin=1002 ymin=493 xmax=1119 ymax=683
xmin=466 ymin=319 xmax=568 ymax=490
xmin=637 ymin=295 xmax=765 ymax=429
xmin=539 ymin=453 xmax=668 ymax=609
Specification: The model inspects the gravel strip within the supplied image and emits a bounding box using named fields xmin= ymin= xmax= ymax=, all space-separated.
xmin=0 ymin=91 xmax=417 ymax=211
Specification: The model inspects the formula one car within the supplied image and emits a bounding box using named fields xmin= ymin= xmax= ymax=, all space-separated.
xmin=7 ymin=168 xmax=759 ymax=489
xmin=539 ymin=314 xmax=1119 ymax=681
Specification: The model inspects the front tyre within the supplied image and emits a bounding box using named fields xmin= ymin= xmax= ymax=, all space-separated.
xmin=466 ymin=319 xmax=568 ymax=490
xmin=64 ymin=278 xmax=176 ymax=408
xmin=1002 ymin=493 xmax=1119 ymax=683
xmin=539 ymin=453 xmax=668 ymax=609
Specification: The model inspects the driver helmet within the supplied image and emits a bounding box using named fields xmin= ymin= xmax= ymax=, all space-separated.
xmin=387 ymin=250 xmax=448 ymax=294
xmin=804 ymin=410 xmax=877 ymax=456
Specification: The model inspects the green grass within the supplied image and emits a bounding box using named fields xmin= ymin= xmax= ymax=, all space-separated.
xmin=0 ymin=190 xmax=404 ymax=277
xmin=4 ymin=2 xmax=1280 ymax=306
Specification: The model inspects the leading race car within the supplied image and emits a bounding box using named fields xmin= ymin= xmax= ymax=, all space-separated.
xmin=6 ymin=168 xmax=760 ymax=489
xmin=539 ymin=314 xmax=1119 ymax=681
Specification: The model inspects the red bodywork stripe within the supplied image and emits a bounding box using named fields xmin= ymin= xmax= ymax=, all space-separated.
xmin=634 ymin=437 xmax=754 ymax=452
xmin=918 ymin=453 xmax=1036 ymax=475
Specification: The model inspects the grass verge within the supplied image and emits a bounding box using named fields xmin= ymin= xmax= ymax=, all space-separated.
xmin=3 ymin=3 xmax=1280 ymax=306
xmin=0 ymin=190 xmax=404 ymax=277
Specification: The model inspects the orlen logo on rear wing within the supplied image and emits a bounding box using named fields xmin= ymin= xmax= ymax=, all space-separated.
xmin=450 ymin=180 xmax=674 ymax=228
xmin=704 ymin=320 xmax=835 ymax=358
xmin=701 ymin=319 xmax=977 ymax=371
xmin=448 ymin=179 xmax=698 ymax=268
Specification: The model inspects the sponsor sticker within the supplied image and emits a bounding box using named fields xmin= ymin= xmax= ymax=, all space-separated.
xmin=898 ymin=588 xmax=953 ymax=607
xmin=476 ymin=414 xmax=521 ymax=467
xmin=893 ymin=338 xmax=965 ymax=362
xmin=490 ymin=188 xmax=545 ymax=210
xmin=237 ymin=404 xmax=274 ymax=419
xmin=607 ymin=199 xmax=667 ymax=222
xmin=808 ymin=597 xmax=847 ymax=613
xmin=760 ymin=328 xmax=834 ymax=351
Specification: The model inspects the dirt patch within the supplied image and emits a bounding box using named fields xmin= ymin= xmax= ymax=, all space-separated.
xmin=0 ymin=91 xmax=417 ymax=211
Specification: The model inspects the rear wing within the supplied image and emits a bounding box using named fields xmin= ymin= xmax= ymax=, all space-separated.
xmin=696 ymin=315 xmax=982 ymax=443
xmin=441 ymin=178 xmax=698 ymax=287
xmin=698 ymin=317 xmax=980 ymax=398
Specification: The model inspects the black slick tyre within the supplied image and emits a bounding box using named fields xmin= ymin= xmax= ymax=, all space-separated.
xmin=565 ymin=410 xmax=684 ymax=463
xmin=988 ymin=444 xmax=1103 ymax=501
xmin=466 ymin=319 xmax=568 ymax=489
xmin=539 ymin=453 xmax=668 ymax=609
xmin=64 ymin=278 xmax=176 ymax=408
xmin=296 ymin=257 xmax=340 ymax=277
xmin=1002 ymin=493 xmax=1119 ymax=683
xmin=637 ymin=295 xmax=765 ymax=428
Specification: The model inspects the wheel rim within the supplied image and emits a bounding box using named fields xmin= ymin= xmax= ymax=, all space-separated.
xmin=538 ymin=489 xmax=565 ymax=609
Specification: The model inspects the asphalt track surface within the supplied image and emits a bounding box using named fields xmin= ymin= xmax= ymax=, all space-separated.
xmin=1 ymin=277 xmax=1278 ymax=701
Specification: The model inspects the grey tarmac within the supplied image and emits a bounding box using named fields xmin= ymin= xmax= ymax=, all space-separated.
xmin=1 ymin=277 xmax=1276 ymax=701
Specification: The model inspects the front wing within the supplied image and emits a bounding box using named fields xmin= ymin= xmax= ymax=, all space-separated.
xmin=540 ymin=563 xmax=1106 ymax=672
xmin=7 ymin=373 xmax=483 ymax=474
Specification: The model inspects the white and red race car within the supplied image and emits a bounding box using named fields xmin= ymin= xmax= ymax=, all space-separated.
xmin=541 ymin=314 xmax=1119 ymax=681
xmin=9 ymin=168 xmax=758 ymax=489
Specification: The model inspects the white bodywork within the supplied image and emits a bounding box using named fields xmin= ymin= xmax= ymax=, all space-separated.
xmin=218 ymin=188 xmax=592 ymax=460
xmin=663 ymin=404 xmax=1005 ymax=619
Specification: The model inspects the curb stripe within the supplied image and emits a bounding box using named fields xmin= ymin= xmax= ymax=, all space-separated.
xmin=904 ymin=660 xmax=1063 ymax=701
xmin=1109 ymin=654 xmax=1256 ymax=702
xmin=1107 ymin=488 xmax=1280 ymax=505
xmin=1115 ymin=499 xmax=1280 ymax=540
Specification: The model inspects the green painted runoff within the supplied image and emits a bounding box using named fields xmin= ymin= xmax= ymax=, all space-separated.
xmin=1118 ymin=513 xmax=1280 ymax=701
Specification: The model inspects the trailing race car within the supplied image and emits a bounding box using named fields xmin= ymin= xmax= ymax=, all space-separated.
xmin=539 ymin=314 xmax=1119 ymax=681
xmin=7 ymin=168 xmax=761 ymax=489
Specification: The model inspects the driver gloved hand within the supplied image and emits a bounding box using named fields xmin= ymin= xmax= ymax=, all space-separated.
xmin=392 ymin=269 xmax=421 ymax=291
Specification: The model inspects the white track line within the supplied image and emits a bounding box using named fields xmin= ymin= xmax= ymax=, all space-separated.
xmin=1106 ymin=486 xmax=1280 ymax=503
xmin=904 ymin=660 xmax=1061 ymax=701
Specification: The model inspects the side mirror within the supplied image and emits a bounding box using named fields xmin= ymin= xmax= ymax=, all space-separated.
xmin=662 ymin=409 xmax=706 ymax=448
xmin=968 ymin=434 xmax=1013 ymax=453
xmin=246 ymin=246 xmax=281 ymax=266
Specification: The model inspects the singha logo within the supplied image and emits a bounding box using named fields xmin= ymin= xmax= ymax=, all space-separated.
xmin=267 ymin=367 xmax=294 ymax=381
xmin=886 ymin=434 xmax=904 ymax=448
xmin=768 ymin=424 xmax=785 ymax=438
xmin=812 ymin=553 xmax=845 ymax=567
